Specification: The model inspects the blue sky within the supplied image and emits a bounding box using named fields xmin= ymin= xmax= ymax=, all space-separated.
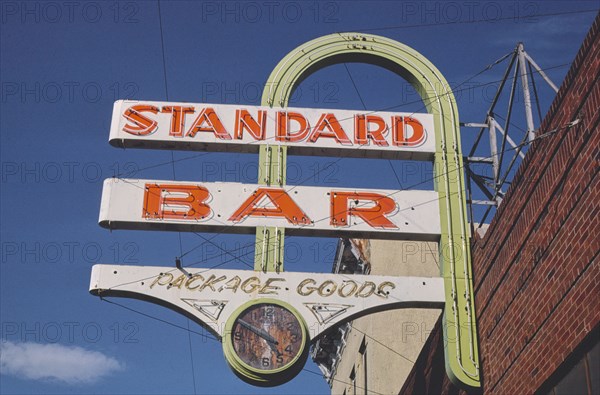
xmin=1 ymin=1 xmax=597 ymax=394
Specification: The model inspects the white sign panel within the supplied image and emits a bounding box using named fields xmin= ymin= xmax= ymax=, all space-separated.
xmin=90 ymin=264 xmax=445 ymax=339
xmin=109 ymin=100 xmax=436 ymax=160
xmin=99 ymin=178 xmax=441 ymax=240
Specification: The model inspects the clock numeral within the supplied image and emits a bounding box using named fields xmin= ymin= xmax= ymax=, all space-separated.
xmin=290 ymin=333 xmax=299 ymax=343
xmin=286 ymin=322 xmax=295 ymax=330
xmin=264 ymin=307 xmax=274 ymax=320
xmin=276 ymin=355 xmax=284 ymax=365
xmin=234 ymin=332 xmax=242 ymax=341
xmin=285 ymin=345 xmax=293 ymax=355
xmin=262 ymin=357 xmax=270 ymax=367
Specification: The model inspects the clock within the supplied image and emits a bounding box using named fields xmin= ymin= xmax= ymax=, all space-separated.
xmin=223 ymin=299 xmax=309 ymax=386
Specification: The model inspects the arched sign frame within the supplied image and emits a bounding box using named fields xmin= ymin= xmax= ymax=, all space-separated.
xmin=255 ymin=33 xmax=480 ymax=389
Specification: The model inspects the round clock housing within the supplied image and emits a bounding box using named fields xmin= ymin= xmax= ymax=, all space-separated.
xmin=223 ymin=299 xmax=309 ymax=386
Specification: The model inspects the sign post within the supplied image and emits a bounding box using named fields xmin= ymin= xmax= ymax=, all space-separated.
xmin=254 ymin=144 xmax=287 ymax=273
xmin=90 ymin=33 xmax=481 ymax=389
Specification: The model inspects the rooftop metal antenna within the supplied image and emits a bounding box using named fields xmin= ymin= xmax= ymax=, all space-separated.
xmin=462 ymin=42 xmax=559 ymax=234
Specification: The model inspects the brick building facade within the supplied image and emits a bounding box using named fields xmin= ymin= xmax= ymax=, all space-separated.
xmin=400 ymin=12 xmax=600 ymax=395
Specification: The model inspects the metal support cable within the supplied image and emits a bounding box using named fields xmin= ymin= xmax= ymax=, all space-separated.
xmin=157 ymin=2 xmax=197 ymax=393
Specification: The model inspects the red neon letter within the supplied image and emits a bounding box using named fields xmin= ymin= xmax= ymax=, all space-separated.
xmin=392 ymin=116 xmax=426 ymax=146
xmin=186 ymin=107 xmax=231 ymax=140
xmin=276 ymin=111 xmax=311 ymax=142
xmin=122 ymin=105 xmax=159 ymax=136
xmin=161 ymin=106 xmax=195 ymax=137
xmin=229 ymin=188 xmax=311 ymax=225
xmin=309 ymin=113 xmax=351 ymax=144
xmin=143 ymin=184 xmax=211 ymax=220
xmin=330 ymin=192 xmax=397 ymax=229
xmin=354 ymin=114 xmax=389 ymax=146
xmin=234 ymin=109 xmax=266 ymax=140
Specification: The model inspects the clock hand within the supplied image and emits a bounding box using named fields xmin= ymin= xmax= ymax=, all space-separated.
xmin=238 ymin=319 xmax=279 ymax=346
xmin=265 ymin=339 xmax=282 ymax=356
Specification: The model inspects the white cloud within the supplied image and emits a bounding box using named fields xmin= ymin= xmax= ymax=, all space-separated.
xmin=491 ymin=13 xmax=594 ymax=50
xmin=0 ymin=341 xmax=124 ymax=385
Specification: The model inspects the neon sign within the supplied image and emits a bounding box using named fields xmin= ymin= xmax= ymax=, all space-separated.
xmin=110 ymin=100 xmax=435 ymax=160
xmin=100 ymin=179 xmax=440 ymax=239
xmin=90 ymin=32 xmax=481 ymax=389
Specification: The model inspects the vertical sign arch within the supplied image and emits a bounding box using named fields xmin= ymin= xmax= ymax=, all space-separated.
xmin=259 ymin=33 xmax=480 ymax=389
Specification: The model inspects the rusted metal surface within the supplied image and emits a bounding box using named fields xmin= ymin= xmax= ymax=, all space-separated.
xmin=232 ymin=304 xmax=303 ymax=370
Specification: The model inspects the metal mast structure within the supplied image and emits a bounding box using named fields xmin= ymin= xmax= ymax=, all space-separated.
xmin=463 ymin=42 xmax=559 ymax=231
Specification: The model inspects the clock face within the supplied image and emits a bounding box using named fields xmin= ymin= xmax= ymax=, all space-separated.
xmin=231 ymin=303 xmax=305 ymax=371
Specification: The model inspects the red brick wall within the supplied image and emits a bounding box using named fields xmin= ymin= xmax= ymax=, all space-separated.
xmin=401 ymin=12 xmax=600 ymax=395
